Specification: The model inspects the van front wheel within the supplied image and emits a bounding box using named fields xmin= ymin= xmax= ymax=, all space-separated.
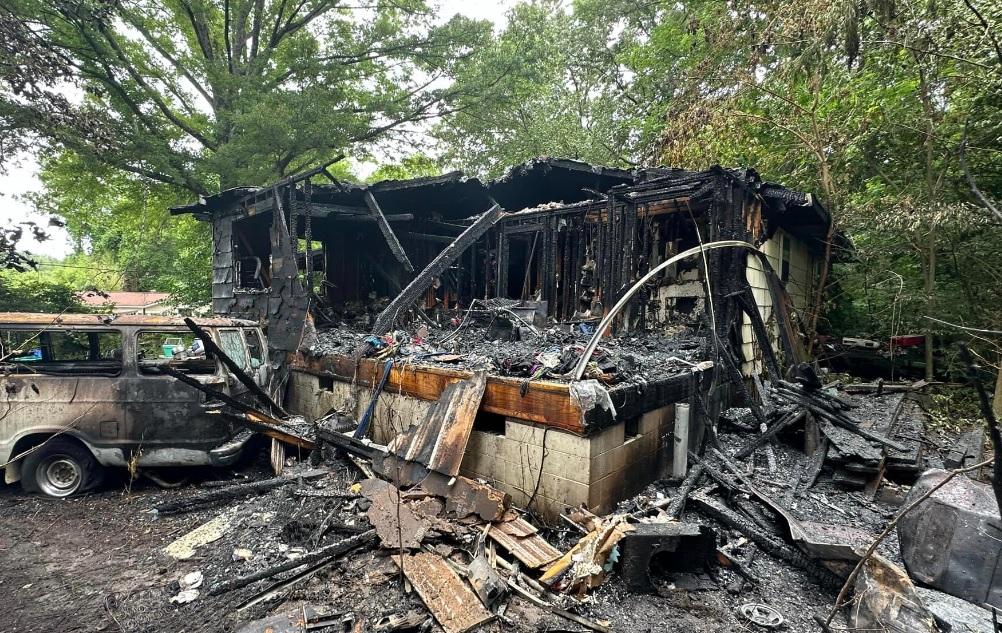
xmin=22 ymin=439 xmax=101 ymax=498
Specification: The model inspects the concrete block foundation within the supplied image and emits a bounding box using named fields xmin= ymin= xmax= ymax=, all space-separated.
xmin=287 ymin=371 xmax=696 ymax=521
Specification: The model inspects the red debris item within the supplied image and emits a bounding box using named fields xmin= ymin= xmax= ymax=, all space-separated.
xmin=891 ymin=335 xmax=925 ymax=349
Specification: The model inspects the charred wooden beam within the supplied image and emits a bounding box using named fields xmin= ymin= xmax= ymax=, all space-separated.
xmin=364 ymin=191 xmax=414 ymax=272
xmin=209 ymin=530 xmax=376 ymax=595
xmin=408 ymin=232 xmax=460 ymax=244
xmin=153 ymin=470 xmax=328 ymax=516
xmin=373 ymin=204 xmax=504 ymax=335
xmin=331 ymin=213 xmax=414 ymax=223
xmin=689 ymin=490 xmax=842 ymax=590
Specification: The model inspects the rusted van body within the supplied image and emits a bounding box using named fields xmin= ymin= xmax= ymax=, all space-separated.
xmin=0 ymin=313 xmax=268 ymax=497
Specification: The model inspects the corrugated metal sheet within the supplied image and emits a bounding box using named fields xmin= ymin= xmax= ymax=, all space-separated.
xmin=394 ymin=553 xmax=493 ymax=633
xmin=387 ymin=371 xmax=487 ymax=477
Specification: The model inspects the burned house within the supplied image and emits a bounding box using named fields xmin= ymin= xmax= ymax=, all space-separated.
xmin=171 ymin=158 xmax=839 ymax=519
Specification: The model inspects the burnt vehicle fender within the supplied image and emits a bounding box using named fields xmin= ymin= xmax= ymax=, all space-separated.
xmin=2 ymin=430 xmax=103 ymax=484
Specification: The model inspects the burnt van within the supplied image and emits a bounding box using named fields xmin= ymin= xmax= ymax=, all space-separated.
xmin=0 ymin=313 xmax=268 ymax=497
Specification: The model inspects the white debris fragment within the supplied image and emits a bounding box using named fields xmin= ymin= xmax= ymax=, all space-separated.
xmin=169 ymin=589 xmax=199 ymax=605
xmin=179 ymin=571 xmax=203 ymax=590
xmin=232 ymin=548 xmax=253 ymax=561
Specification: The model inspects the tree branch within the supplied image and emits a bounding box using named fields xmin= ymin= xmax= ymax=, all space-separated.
xmin=959 ymin=113 xmax=1002 ymax=223
xmin=96 ymin=24 xmax=219 ymax=151
xmin=119 ymin=10 xmax=215 ymax=109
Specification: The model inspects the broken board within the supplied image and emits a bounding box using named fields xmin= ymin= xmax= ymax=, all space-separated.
xmin=394 ymin=552 xmax=493 ymax=633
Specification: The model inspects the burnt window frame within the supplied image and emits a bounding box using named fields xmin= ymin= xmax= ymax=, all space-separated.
xmin=135 ymin=329 xmax=220 ymax=377
xmin=0 ymin=327 xmax=123 ymax=376
xmin=232 ymin=215 xmax=272 ymax=291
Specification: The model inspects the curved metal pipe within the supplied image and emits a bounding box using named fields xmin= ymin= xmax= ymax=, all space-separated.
xmin=571 ymin=240 xmax=771 ymax=381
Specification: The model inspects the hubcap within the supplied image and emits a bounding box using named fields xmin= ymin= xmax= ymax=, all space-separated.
xmin=39 ymin=456 xmax=82 ymax=497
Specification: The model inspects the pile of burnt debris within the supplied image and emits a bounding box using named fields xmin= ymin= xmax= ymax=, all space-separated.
xmin=309 ymin=299 xmax=706 ymax=385
xmin=127 ymin=343 xmax=1002 ymax=633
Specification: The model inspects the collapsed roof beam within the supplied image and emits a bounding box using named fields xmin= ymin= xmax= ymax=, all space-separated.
xmin=364 ymin=191 xmax=414 ymax=273
xmin=372 ymin=203 xmax=505 ymax=335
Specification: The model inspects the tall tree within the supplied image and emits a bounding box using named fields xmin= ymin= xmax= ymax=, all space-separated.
xmin=436 ymin=0 xmax=643 ymax=177
xmin=1 ymin=0 xmax=494 ymax=192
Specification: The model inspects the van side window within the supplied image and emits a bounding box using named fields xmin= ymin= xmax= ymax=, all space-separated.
xmin=218 ymin=330 xmax=248 ymax=370
xmin=0 ymin=329 xmax=122 ymax=375
xmin=137 ymin=331 xmax=216 ymax=375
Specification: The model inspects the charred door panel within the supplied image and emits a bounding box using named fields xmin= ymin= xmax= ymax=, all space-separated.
xmin=126 ymin=329 xmax=234 ymax=456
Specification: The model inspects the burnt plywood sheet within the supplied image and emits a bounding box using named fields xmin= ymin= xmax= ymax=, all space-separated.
xmin=388 ymin=371 xmax=487 ymax=477
xmin=394 ymin=553 xmax=493 ymax=633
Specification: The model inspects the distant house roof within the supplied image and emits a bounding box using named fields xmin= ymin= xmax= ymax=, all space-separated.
xmin=77 ymin=291 xmax=170 ymax=309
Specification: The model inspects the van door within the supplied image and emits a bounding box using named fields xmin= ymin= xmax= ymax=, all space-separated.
xmin=125 ymin=329 xmax=234 ymax=463
xmin=0 ymin=327 xmax=126 ymax=465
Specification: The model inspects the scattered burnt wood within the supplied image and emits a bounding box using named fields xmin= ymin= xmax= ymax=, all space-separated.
xmin=209 ymin=530 xmax=377 ymax=596
xmin=734 ymin=409 xmax=807 ymax=459
xmin=797 ymin=437 xmax=829 ymax=496
xmin=689 ymin=490 xmax=843 ymax=590
xmin=864 ymin=382 xmax=927 ymax=498
xmin=771 ymin=381 xmax=909 ymax=452
xmin=154 ymin=474 xmax=307 ymax=516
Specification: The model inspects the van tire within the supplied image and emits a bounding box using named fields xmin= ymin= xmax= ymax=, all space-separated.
xmin=21 ymin=438 xmax=102 ymax=498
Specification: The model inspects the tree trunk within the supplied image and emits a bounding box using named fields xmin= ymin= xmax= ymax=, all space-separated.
xmin=925 ymin=219 xmax=936 ymax=382
xmin=993 ymin=356 xmax=1002 ymax=421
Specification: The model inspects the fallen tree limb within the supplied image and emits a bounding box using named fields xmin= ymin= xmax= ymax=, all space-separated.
xmin=209 ymin=529 xmax=376 ymax=596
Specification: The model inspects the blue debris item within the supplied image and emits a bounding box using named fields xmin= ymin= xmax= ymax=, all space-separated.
xmin=353 ymin=359 xmax=394 ymax=439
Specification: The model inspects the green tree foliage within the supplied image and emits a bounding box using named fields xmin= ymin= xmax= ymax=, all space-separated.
xmin=0 ymin=270 xmax=85 ymax=312
xmin=367 ymin=153 xmax=441 ymax=182
xmin=1 ymin=0 xmax=495 ymax=192
xmin=436 ymin=0 xmax=642 ymax=177
xmin=28 ymin=153 xmax=212 ymax=306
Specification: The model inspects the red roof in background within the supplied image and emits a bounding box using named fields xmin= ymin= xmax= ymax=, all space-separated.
xmin=77 ymin=291 xmax=170 ymax=307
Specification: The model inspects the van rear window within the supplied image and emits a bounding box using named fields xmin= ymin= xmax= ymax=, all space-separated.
xmin=0 ymin=329 xmax=122 ymax=375
xmin=137 ymin=331 xmax=217 ymax=375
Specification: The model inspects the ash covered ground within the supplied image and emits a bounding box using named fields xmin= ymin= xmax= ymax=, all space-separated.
xmin=0 ymin=386 xmax=969 ymax=633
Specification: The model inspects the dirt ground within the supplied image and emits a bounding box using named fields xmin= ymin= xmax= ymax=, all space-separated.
xmin=0 ymin=471 xmax=839 ymax=633
xmin=0 ymin=478 xmax=188 ymax=633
